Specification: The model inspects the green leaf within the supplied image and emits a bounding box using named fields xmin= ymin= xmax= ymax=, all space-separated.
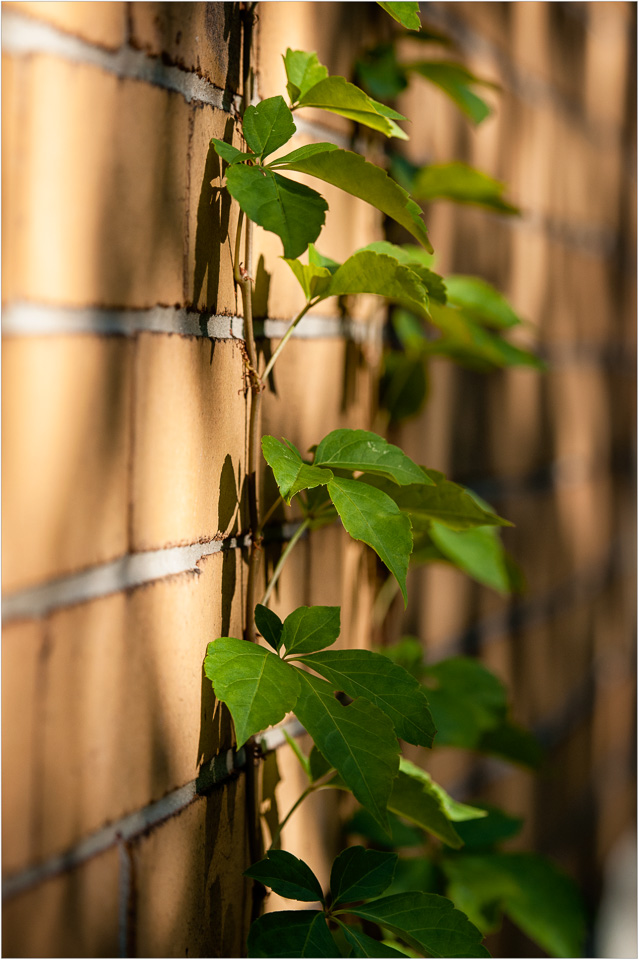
xmin=261 ymin=435 xmax=333 ymax=504
xmin=293 ymin=669 xmax=400 ymax=832
xmin=269 ymin=144 xmax=432 ymax=251
xmin=225 ymin=164 xmax=328 ymax=260
xmin=283 ymin=49 xmax=329 ymax=102
xmin=339 ymin=923 xmax=408 ymax=958
xmin=308 ymin=243 xmax=340 ymax=272
xmin=427 ymin=303 xmax=545 ymax=371
xmin=442 ymin=853 xmax=586 ymax=957
xmin=406 ymin=61 xmax=495 ymax=125
xmin=380 ymin=352 xmax=429 ymax=424
xmin=298 ymin=76 xmax=408 ymax=139
xmin=327 ymin=477 xmax=413 ymax=606
xmin=210 ymin=138 xmax=253 ymax=165
xmin=429 ymin=522 xmax=512 ymax=593
xmin=356 ymin=43 xmax=408 ymax=101
xmin=412 ymin=162 xmax=519 ymax=214
xmin=358 ymin=242 xmax=447 ymax=304
xmin=245 ymin=850 xmax=325 ymax=902
xmin=247 ymin=910 xmax=340 ymax=958
xmin=377 ymin=2 xmax=421 ymax=31
xmin=282 ymin=258 xmax=333 ymax=301
xmin=423 ymin=657 xmax=508 ymax=749
xmin=242 ymin=95 xmax=296 ymax=160
xmin=204 ymin=638 xmax=299 ymax=747
xmin=453 ymin=804 xmax=524 ymax=850
xmin=331 ymin=846 xmax=398 ymax=906
xmin=478 ymin=720 xmax=543 ymax=769
xmin=309 ymin=744 xmax=333 ymax=782
xmin=315 ymin=429 xmax=430 ymax=486
xmin=346 ymin=808 xmax=424 ymax=850
xmin=444 ymin=275 xmax=521 ymax=328
xmin=345 ymin=892 xmax=489 ymax=958
xmin=254 ymin=603 xmax=283 ymax=651
xmin=320 ymin=251 xmax=431 ymax=317
xmin=297 ymin=648 xmax=436 ymax=746
xmin=281 ymin=605 xmax=341 ymax=657
xmin=380 ymin=637 xmax=425 ymax=680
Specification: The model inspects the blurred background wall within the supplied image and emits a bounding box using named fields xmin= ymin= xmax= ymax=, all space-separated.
xmin=2 ymin=2 xmax=635 ymax=957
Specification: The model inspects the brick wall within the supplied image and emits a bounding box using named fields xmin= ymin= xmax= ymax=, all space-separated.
xmin=2 ymin=2 xmax=635 ymax=957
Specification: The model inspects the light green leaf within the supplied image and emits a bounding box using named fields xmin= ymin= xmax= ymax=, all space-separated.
xmin=242 ymin=95 xmax=296 ymax=160
xmin=204 ymin=638 xmax=300 ymax=747
xmin=315 ymin=429 xmax=430 ymax=486
xmin=358 ymin=242 xmax=448 ymax=304
xmin=210 ymin=138 xmax=253 ymax=165
xmin=247 ymin=910 xmax=340 ymax=958
xmin=283 ymin=49 xmax=329 ymax=102
xmin=262 ymin=435 xmax=333 ymax=504
xmin=308 ymin=243 xmax=340 ymax=272
xmin=225 ymin=164 xmax=328 ymax=260
xmin=297 ymin=648 xmax=436 ymax=746
xmin=321 ymin=251 xmax=431 ymax=316
xmin=442 ymin=853 xmax=586 ymax=957
xmin=269 ymin=144 xmax=432 ymax=251
xmin=245 ymin=850 xmax=324 ymax=902
xmin=282 ymin=258 xmax=332 ymax=301
xmin=406 ymin=61 xmax=495 ymax=125
xmin=377 ymin=2 xmax=421 ymax=31
xmin=444 ymin=275 xmax=521 ymax=328
xmin=429 ymin=522 xmax=512 ymax=594
xmin=330 ymin=847 xmax=397 ymax=906
xmin=254 ymin=603 xmax=283 ymax=651
xmin=339 ymin=922 xmax=408 ymax=958
xmin=293 ymin=669 xmax=400 ymax=832
xmin=327 ymin=477 xmax=413 ymax=606
xmin=423 ymin=657 xmax=508 ymax=749
xmin=412 ymin=162 xmax=519 ymax=214
xmin=345 ymin=892 xmax=489 ymax=958
xmin=298 ymin=76 xmax=408 ymax=139
xmin=281 ymin=605 xmax=341 ymax=657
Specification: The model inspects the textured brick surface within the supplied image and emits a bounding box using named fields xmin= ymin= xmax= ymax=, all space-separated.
xmin=37 ymin=552 xmax=242 ymax=860
xmin=133 ymin=789 xmax=250 ymax=958
xmin=2 ymin=336 xmax=132 ymax=593
xmin=5 ymin=1 xmax=127 ymax=50
xmin=130 ymin=1 xmax=242 ymax=92
xmin=2 ymin=847 xmax=120 ymax=958
xmin=132 ymin=334 xmax=247 ymax=552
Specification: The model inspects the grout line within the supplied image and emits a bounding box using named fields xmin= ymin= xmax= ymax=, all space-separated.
xmin=1 ymin=534 xmax=251 ymax=623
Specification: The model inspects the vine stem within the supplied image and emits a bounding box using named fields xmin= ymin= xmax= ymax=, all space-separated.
xmin=261 ymin=298 xmax=318 ymax=382
xmin=260 ymin=518 xmax=311 ymax=607
xmin=268 ymin=784 xmax=316 ymax=849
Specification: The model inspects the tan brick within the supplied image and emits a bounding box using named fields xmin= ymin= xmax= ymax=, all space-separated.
xmin=2 ymin=846 xmax=120 ymax=958
xmin=38 ymin=551 xmax=243 ymax=860
xmin=2 ymin=620 xmax=45 ymax=876
xmin=133 ymin=788 xmax=251 ymax=957
xmin=2 ymin=336 xmax=132 ymax=593
xmin=130 ymin=2 xmax=243 ymax=92
xmin=4 ymin=1 xmax=127 ymax=50
xmin=186 ymin=103 xmax=243 ymax=313
xmin=11 ymin=55 xmax=189 ymax=307
xmin=131 ymin=334 xmax=247 ymax=552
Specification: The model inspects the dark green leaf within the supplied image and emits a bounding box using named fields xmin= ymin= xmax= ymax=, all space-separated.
xmin=331 ymin=846 xmax=398 ymax=906
xmin=346 ymin=807 xmax=423 ymax=850
xmin=356 ymin=43 xmax=408 ymax=101
xmin=269 ymin=144 xmax=432 ymax=251
xmin=380 ymin=637 xmax=425 ymax=680
xmin=387 ymin=857 xmax=442 ymax=897
xmin=204 ymin=638 xmax=300 ymax=747
xmin=428 ymin=303 xmax=545 ymax=370
xmin=380 ymin=352 xmax=428 ymax=424
xmin=423 ymin=657 xmax=508 ymax=749
xmin=283 ymin=258 xmax=333 ymax=301
xmin=226 ymin=164 xmax=328 ymax=260
xmin=321 ymin=251 xmax=431 ymax=317
xmin=377 ymin=2 xmax=421 ymax=31
xmin=293 ymin=669 xmax=400 ymax=832
xmin=242 ymin=95 xmax=296 ymax=159
xmin=406 ymin=61 xmax=495 ymax=125
xmin=281 ymin=605 xmax=341 ymax=657
xmin=298 ymin=76 xmax=408 ymax=139
xmin=442 ymin=853 xmax=586 ymax=957
xmin=477 ymin=720 xmax=543 ymax=769
xmin=444 ymin=275 xmax=521 ymax=328
xmin=453 ymin=804 xmax=524 ymax=849
xmin=262 ymin=435 xmax=333 ymax=504
xmin=297 ymin=648 xmax=436 ymax=746
xmin=429 ymin=522 xmax=512 ymax=593
xmin=245 ymin=850 xmax=324 ymax=902
xmin=339 ymin=922 xmax=408 ymax=958
xmin=315 ymin=429 xmax=430 ymax=486
xmin=247 ymin=910 xmax=340 ymax=958
xmin=327 ymin=477 xmax=413 ymax=606
xmin=254 ymin=603 xmax=283 ymax=651
xmin=210 ymin=137 xmax=253 ymax=165
xmin=309 ymin=744 xmax=333 ymax=782
xmin=346 ymin=892 xmax=489 ymax=957
xmin=283 ymin=49 xmax=329 ymax=102
xmin=412 ymin=162 xmax=518 ymax=214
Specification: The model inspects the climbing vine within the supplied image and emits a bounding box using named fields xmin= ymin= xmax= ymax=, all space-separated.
xmin=204 ymin=3 xmax=585 ymax=956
